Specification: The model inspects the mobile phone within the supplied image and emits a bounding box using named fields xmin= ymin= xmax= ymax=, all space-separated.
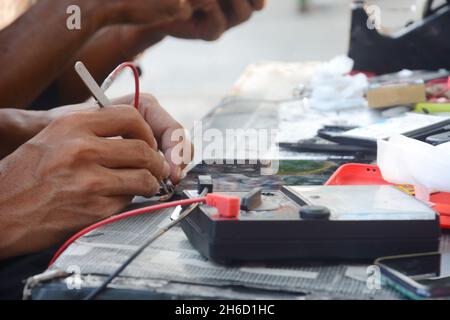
xmin=375 ymin=252 xmax=450 ymax=299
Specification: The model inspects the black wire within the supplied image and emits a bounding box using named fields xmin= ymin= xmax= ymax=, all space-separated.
xmin=424 ymin=0 xmax=450 ymax=17
xmin=83 ymin=190 xmax=207 ymax=300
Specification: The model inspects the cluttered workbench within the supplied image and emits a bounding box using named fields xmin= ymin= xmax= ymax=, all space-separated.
xmin=27 ymin=61 xmax=450 ymax=300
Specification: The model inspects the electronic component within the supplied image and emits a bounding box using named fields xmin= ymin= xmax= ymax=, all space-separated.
xmin=240 ymin=187 xmax=262 ymax=211
xmin=181 ymin=185 xmax=440 ymax=264
xmin=376 ymin=252 xmax=450 ymax=299
xmin=279 ymin=138 xmax=376 ymax=154
xmin=299 ymin=205 xmax=330 ymax=220
xmin=205 ymin=194 xmax=240 ymax=218
xmin=426 ymin=131 xmax=450 ymax=145
xmin=326 ymin=113 xmax=450 ymax=148
xmin=197 ymin=175 xmax=213 ymax=194
xmin=349 ymin=1 xmax=450 ymax=74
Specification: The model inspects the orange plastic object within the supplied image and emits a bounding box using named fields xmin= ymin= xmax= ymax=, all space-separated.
xmin=325 ymin=163 xmax=450 ymax=229
xmin=326 ymin=163 xmax=387 ymax=186
xmin=206 ymin=194 xmax=241 ymax=218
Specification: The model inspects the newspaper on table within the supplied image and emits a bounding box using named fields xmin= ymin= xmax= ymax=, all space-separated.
xmin=48 ymin=207 xmax=414 ymax=300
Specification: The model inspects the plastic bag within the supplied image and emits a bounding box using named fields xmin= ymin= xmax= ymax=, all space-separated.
xmin=377 ymin=135 xmax=450 ymax=201
xmin=308 ymin=56 xmax=368 ymax=111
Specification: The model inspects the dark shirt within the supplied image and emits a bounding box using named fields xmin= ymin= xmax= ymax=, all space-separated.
xmin=0 ymin=248 xmax=56 ymax=300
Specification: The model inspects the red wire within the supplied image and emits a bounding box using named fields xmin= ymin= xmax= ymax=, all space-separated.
xmin=48 ymin=198 xmax=206 ymax=267
xmin=109 ymin=62 xmax=140 ymax=110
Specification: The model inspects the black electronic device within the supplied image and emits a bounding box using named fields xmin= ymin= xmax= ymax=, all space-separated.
xmin=323 ymin=113 xmax=450 ymax=148
xmin=278 ymin=137 xmax=375 ymax=154
xmin=426 ymin=130 xmax=450 ymax=145
xmin=181 ymin=185 xmax=440 ymax=264
xmin=376 ymin=252 xmax=450 ymax=299
xmin=349 ymin=1 xmax=450 ymax=74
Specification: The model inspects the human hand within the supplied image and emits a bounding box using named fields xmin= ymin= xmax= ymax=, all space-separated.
xmin=113 ymin=94 xmax=193 ymax=184
xmin=96 ymin=0 xmax=194 ymax=27
xmin=162 ymin=0 xmax=266 ymax=41
xmin=0 ymin=105 xmax=170 ymax=258
xmin=109 ymin=0 xmax=265 ymax=58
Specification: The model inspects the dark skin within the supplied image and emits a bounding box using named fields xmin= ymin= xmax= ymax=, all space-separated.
xmin=0 ymin=0 xmax=264 ymax=259
xmin=0 ymin=93 xmax=190 ymax=259
xmin=0 ymin=0 xmax=265 ymax=108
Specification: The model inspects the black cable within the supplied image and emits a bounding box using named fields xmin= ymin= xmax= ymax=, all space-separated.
xmin=424 ymin=0 xmax=450 ymax=17
xmin=83 ymin=189 xmax=208 ymax=300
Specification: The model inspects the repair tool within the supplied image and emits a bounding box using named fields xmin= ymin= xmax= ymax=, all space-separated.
xmin=376 ymin=252 xmax=450 ymax=299
xmin=181 ymin=184 xmax=440 ymax=264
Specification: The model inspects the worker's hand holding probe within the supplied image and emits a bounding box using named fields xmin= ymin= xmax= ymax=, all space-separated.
xmin=112 ymin=94 xmax=193 ymax=184
xmin=0 ymin=105 xmax=171 ymax=259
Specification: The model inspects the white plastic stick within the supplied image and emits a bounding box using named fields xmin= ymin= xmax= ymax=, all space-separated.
xmin=74 ymin=61 xmax=112 ymax=108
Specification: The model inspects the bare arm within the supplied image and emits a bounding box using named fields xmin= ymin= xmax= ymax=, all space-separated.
xmin=0 ymin=105 xmax=170 ymax=259
xmin=0 ymin=0 xmax=106 ymax=108
xmin=34 ymin=0 xmax=266 ymax=107
xmin=0 ymin=103 xmax=92 ymax=158
xmin=0 ymin=93 xmax=192 ymax=259
xmin=0 ymin=0 xmax=192 ymax=109
xmin=48 ymin=25 xmax=166 ymax=106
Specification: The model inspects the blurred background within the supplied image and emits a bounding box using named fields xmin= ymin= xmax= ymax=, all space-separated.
xmin=107 ymin=0 xmax=424 ymax=129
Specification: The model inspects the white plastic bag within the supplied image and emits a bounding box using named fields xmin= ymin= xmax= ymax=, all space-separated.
xmin=308 ymin=56 xmax=368 ymax=111
xmin=377 ymin=135 xmax=450 ymax=201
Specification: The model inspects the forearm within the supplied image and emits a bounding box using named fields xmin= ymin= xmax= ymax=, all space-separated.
xmin=0 ymin=0 xmax=107 ymax=109
xmin=0 ymin=109 xmax=49 ymax=159
xmin=48 ymin=25 xmax=166 ymax=106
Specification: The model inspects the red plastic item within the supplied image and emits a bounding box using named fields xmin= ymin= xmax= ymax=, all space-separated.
xmin=206 ymin=194 xmax=241 ymax=218
xmin=326 ymin=163 xmax=450 ymax=229
xmin=326 ymin=163 xmax=387 ymax=186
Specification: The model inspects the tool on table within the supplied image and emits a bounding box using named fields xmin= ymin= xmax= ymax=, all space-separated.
xmin=181 ymin=183 xmax=440 ymax=264
xmin=376 ymin=252 xmax=450 ymax=300
xmin=323 ymin=113 xmax=450 ymax=148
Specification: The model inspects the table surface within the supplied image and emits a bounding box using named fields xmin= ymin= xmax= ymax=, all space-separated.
xmin=30 ymin=62 xmax=449 ymax=300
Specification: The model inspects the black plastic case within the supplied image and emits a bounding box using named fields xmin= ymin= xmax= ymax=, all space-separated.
xmin=181 ymin=186 xmax=440 ymax=264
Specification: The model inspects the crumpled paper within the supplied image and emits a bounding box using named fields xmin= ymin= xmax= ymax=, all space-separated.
xmin=308 ymin=56 xmax=368 ymax=111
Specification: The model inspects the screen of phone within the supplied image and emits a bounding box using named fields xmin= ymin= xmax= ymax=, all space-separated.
xmin=377 ymin=253 xmax=450 ymax=298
